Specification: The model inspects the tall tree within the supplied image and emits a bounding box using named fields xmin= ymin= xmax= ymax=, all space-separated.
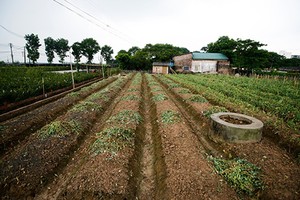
xmin=207 ymin=36 xmax=237 ymax=62
xmin=101 ymin=45 xmax=114 ymax=64
xmin=128 ymin=46 xmax=141 ymax=56
xmin=55 ymin=38 xmax=70 ymax=63
xmin=80 ymin=38 xmax=100 ymax=64
xmin=24 ymin=34 xmax=41 ymax=64
xmin=71 ymin=42 xmax=82 ymax=64
xmin=44 ymin=37 xmax=56 ymax=63
xmin=115 ymin=51 xmax=131 ymax=70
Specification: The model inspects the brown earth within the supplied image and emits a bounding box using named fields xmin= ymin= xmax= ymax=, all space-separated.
xmin=0 ymin=73 xmax=299 ymax=200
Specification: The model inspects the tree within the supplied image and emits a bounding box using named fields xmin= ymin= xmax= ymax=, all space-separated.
xmin=25 ymin=34 xmax=41 ymax=64
xmin=55 ymin=38 xmax=70 ymax=63
xmin=71 ymin=42 xmax=82 ymax=64
xmin=80 ymin=38 xmax=100 ymax=64
xmin=101 ymin=45 xmax=114 ymax=64
xmin=44 ymin=37 xmax=56 ymax=63
xmin=207 ymin=36 xmax=237 ymax=62
xmin=128 ymin=46 xmax=141 ymax=56
xmin=115 ymin=51 xmax=131 ymax=70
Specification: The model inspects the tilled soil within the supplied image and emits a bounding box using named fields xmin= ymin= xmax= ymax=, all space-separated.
xmin=0 ymin=73 xmax=299 ymax=200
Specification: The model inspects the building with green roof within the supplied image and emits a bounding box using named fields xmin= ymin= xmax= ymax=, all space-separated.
xmin=173 ymin=52 xmax=230 ymax=74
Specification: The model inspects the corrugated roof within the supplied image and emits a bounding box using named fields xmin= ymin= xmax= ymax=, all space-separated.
xmin=192 ymin=53 xmax=228 ymax=60
xmin=152 ymin=62 xmax=170 ymax=66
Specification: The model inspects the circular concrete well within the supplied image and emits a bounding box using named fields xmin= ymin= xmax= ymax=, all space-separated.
xmin=210 ymin=112 xmax=263 ymax=143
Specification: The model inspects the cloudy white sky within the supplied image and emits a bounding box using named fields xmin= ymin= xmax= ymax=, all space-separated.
xmin=0 ymin=0 xmax=299 ymax=63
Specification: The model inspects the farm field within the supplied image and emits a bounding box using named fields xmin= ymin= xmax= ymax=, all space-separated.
xmin=0 ymin=73 xmax=299 ymax=199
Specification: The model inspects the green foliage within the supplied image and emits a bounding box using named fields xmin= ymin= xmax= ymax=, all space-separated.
xmin=210 ymin=157 xmax=264 ymax=197
xmin=203 ymin=106 xmax=228 ymax=118
xmin=127 ymin=88 xmax=139 ymax=92
xmin=44 ymin=37 xmax=56 ymax=63
xmin=81 ymin=38 xmax=101 ymax=64
xmin=25 ymin=33 xmax=41 ymax=64
xmin=178 ymin=88 xmax=192 ymax=94
xmin=107 ymin=110 xmax=142 ymax=125
xmin=101 ymin=45 xmax=114 ymax=64
xmin=39 ymin=120 xmax=82 ymax=139
xmin=0 ymin=67 xmax=99 ymax=105
xmin=90 ymin=127 xmax=135 ymax=156
xmin=54 ymin=38 xmax=70 ymax=63
xmin=152 ymin=93 xmax=168 ymax=101
xmin=70 ymin=101 xmax=102 ymax=113
xmin=120 ymin=94 xmax=141 ymax=101
xmin=71 ymin=42 xmax=82 ymax=64
xmin=161 ymin=110 xmax=181 ymax=124
xmin=151 ymin=87 xmax=163 ymax=92
xmin=187 ymin=95 xmax=207 ymax=103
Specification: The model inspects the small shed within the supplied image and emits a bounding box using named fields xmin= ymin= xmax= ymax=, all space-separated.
xmin=152 ymin=62 xmax=169 ymax=74
xmin=173 ymin=52 xmax=230 ymax=74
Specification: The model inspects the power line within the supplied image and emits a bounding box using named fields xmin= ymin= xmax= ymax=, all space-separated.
xmin=63 ymin=0 xmax=131 ymax=40
xmin=0 ymin=25 xmax=24 ymax=39
xmin=52 ymin=0 xmax=132 ymax=43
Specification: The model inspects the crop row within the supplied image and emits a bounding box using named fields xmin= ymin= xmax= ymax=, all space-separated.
xmin=0 ymin=67 xmax=109 ymax=105
xmin=57 ymin=73 xmax=144 ymax=198
xmin=0 ymin=74 xmax=132 ymax=199
xmin=167 ymin=74 xmax=300 ymax=132
xmin=0 ymin=76 xmax=117 ymax=155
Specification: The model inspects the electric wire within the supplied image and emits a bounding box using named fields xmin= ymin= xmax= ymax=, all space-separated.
xmin=0 ymin=25 xmax=24 ymax=39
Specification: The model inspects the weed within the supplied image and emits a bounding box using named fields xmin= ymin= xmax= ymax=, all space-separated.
xmin=121 ymin=94 xmax=141 ymax=101
xmin=203 ymin=106 xmax=228 ymax=118
xmin=187 ymin=95 xmax=208 ymax=103
xmin=210 ymin=157 xmax=264 ymax=197
xmin=161 ymin=110 xmax=181 ymax=124
xmin=152 ymin=93 xmax=168 ymax=101
xmin=107 ymin=110 xmax=143 ymax=125
xmin=39 ymin=120 xmax=83 ymax=139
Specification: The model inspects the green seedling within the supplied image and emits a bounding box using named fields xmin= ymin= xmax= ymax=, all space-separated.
xmin=161 ymin=110 xmax=181 ymax=124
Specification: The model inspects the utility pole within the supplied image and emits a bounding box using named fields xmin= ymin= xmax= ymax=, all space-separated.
xmin=23 ymin=46 xmax=26 ymax=64
xmin=9 ymin=43 xmax=14 ymax=63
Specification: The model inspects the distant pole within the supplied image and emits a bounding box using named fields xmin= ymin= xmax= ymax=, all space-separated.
xmin=70 ymin=52 xmax=75 ymax=89
xmin=9 ymin=43 xmax=14 ymax=63
xmin=23 ymin=46 xmax=26 ymax=64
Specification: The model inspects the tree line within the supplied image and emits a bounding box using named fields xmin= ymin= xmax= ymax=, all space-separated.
xmin=24 ymin=34 xmax=113 ymax=65
xmin=23 ymin=34 xmax=299 ymax=70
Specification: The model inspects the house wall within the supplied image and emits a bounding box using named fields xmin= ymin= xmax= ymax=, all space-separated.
xmin=173 ymin=53 xmax=192 ymax=71
xmin=191 ymin=60 xmax=217 ymax=73
xmin=152 ymin=66 xmax=169 ymax=74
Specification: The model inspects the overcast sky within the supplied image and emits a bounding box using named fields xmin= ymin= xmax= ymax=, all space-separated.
xmin=0 ymin=0 xmax=300 ymax=63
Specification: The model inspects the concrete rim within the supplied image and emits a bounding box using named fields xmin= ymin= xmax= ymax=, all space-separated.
xmin=210 ymin=112 xmax=263 ymax=129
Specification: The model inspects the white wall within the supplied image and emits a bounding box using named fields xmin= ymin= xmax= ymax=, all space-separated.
xmin=191 ymin=60 xmax=217 ymax=73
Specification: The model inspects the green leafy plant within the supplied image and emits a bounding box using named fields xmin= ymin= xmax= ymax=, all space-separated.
xmin=120 ymin=94 xmax=141 ymax=101
xmin=187 ymin=95 xmax=208 ymax=103
xmin=151 ymin=87 xmax=163 ymax=92
xmin=107 ymin=110 xmax=143 ymax=125
xmin=161 ymin=110 xmax=181 ymax=124
xmin=127 ymin=88 xmax=139 ymax=92
xmin=203 ymin=106 xmax=228 ymax=118
xmin=90 ymin=127 xmax=135 ymax=156
xmin=39 ymin=120 xmax=83 ymax=139
xmin=152 ymin=93 xmax=168 ymax=101
xmin=178 ymin=88 xmax=192 ymax=94
xmin=70 ymin=101 xmax=102 ymax=112
xmin=210 ymin=157 xmax=264 ymax=196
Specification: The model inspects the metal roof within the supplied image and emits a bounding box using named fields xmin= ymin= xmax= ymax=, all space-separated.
xmin=192 ymin=53 xmax=228 ymax=60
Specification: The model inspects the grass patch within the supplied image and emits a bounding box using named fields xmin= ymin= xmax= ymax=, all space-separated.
xmin=39 ymin=120 xmax=83 ymax=139
xmin=90 ymin=127 xmax=135 ymax=156
xmin=210 ymin=157 xmax=264 ymax=197
xmin=161 ymin=110 xmax=181 ymax=124
xmin=187 ymin=95 xmax=208 ymax=103
xmin=107 ymin=110 xmax=143 ymax=125
xmin=120 ymin=94 xmax=141 ymax=101
xmin=152 ymin=93 xmax=168 ymax=101
xmin=71 ymin=101 xmax=102 ymax=112
xmin=203 ymin=106 xmax=228 ymax=118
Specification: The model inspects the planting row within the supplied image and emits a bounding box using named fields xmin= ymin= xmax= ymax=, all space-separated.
xmin=156 ymin=74 xmax=300 ymax=199
xmin=0 ymin=76 xmax=117 ymax=156
xmin=0 ymin=67 xmax=106 ymax=105
xmin=0 ymin=74 xmax=132 ymax=199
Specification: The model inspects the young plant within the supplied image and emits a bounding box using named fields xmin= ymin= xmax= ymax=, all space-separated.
xmin=152 ymin=93 xmax=168 ymax=101
xmin=107 ymin=110 xmax=143 ymax=125
xmin=161 ymin=110 xmax=181 ymax=124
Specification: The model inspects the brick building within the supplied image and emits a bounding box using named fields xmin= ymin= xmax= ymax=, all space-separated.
xmin=173 ymin=52 xmax=230 ymax=74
